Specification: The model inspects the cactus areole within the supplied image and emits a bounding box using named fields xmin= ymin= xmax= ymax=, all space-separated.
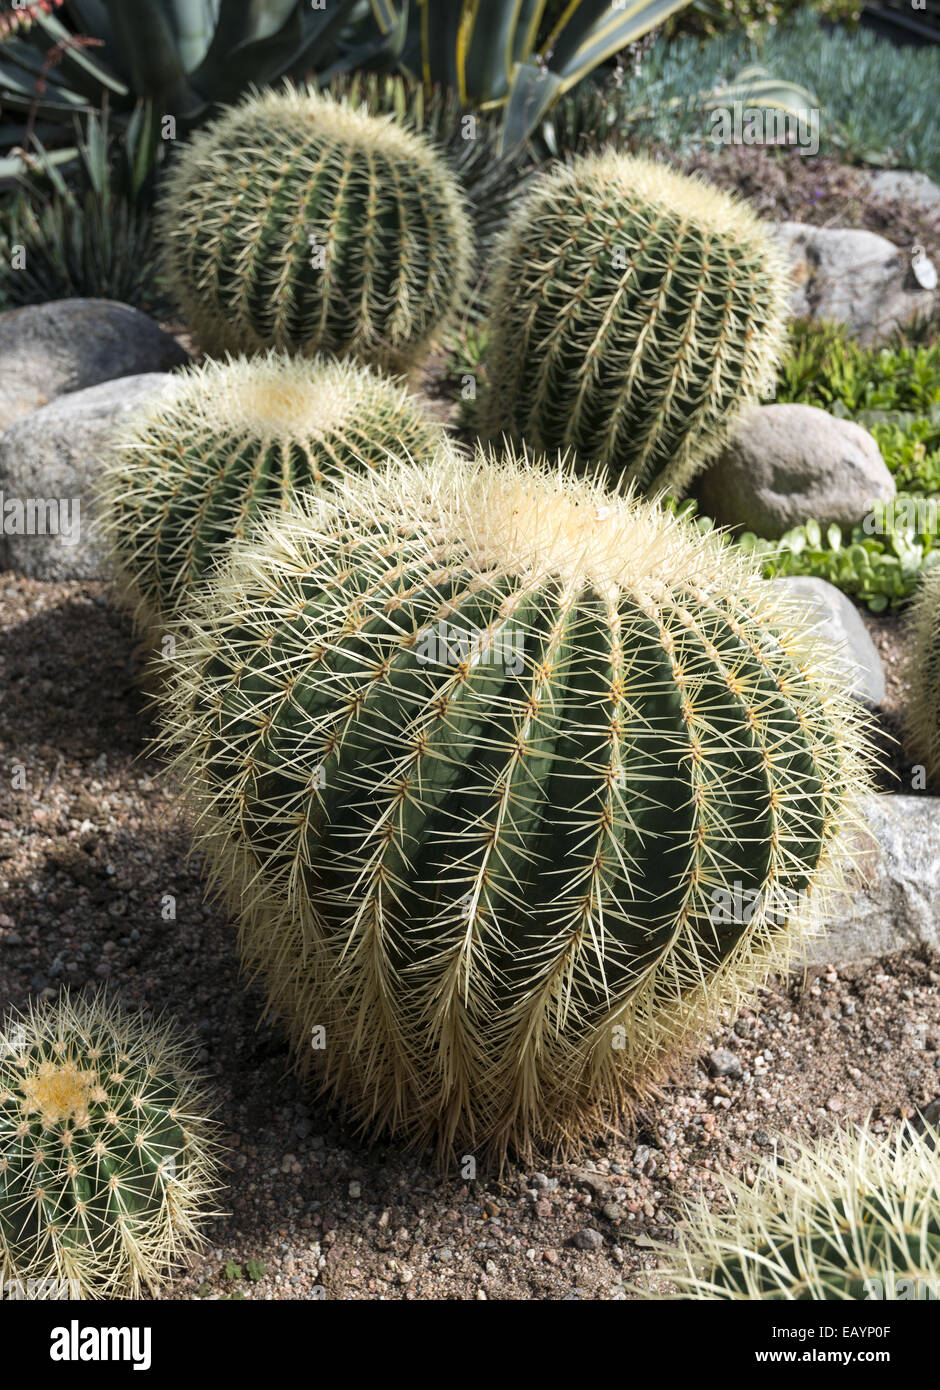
xmin=161 ymin=448 xmax=873 ymax=1162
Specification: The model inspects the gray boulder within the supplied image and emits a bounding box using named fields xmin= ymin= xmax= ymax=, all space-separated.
xmin=772 ymin=222 xmax=937 ymax=344
xmin=0 ymin=373 xmax=178 ymax=581
xmin=860 ymin=169 xmax=940 ymax=216
xmin=805 ymin=795 xmax=940 ymax=965
xmin=698 ymin=403 xmax=895 ymax=539
xmin=771 ymin=576 xmax=885 ymax=705
xmin=0 ymin=299 xmax=188 ymax=432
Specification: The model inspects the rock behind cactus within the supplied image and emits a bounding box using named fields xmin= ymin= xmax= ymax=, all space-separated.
xmin=638 ymin=1122 xmax=940 ymax=1299
xmin=0 ymin=992 xmax=219 ymax=1299
xmin=158 ymin=87 xmax=473 ymax=371
xmin=481 ymin=153 xmax=790 ymax=495
xmin=99 ymin=351 xmax=446 ymax=642
xmin=159 ymin=447 xmax=873 ymax=1163
xmin=905 ymin=566 xmax=940 ymax=784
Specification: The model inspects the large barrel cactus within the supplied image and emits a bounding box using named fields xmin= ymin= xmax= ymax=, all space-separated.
xmin=99 ymin=351 xmax=446 ymax=642
xmin=481 ymin=152 xmax=790 ymax=495
xmin=158 ymin=87 xmax=473 ymax=371
xmin=0 ymin=992 xmax=219 ymax=1299
xmin=160 ymin=447 xmax=872 ymax=1162
xmin=905 ymin=566 xmax=940 ymax=784
xmin=638 ymin=1122 xmax=940 ymax=1299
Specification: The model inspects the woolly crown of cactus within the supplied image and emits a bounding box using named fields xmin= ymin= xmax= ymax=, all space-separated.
xmin=98 ymin=350 xmax=446 ymax=643
xmin=0 ymin=992 xmax=220 ymax=1299
xmin=905 ymin=566 xmax=940 ymax=784
xmin=481 ymin=151 xmax=791 ymax=495
xmin=637 ymin=1121 xmax=940 ymax=1299
xmin=157 ymin=86 xmax=473 ymax=371
xmin=158 ymin=445 xmax=873 ymax=1163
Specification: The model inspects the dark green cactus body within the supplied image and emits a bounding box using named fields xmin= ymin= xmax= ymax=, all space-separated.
xmin=158 ymin=88 xmax=472 ymax=370
xmin=100 ymin=352 xmax=445 ymax=639
xmin=0 ymin=994 xmax=217 ymax=1298
xmin=163 ymin=450 xmax=872 ymax=1161
xmin=482 ymin=152 xmax=790 ymax=495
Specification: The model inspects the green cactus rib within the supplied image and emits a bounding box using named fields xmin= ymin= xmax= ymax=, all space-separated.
xmin=160 ymin=446 xmax=874 ymax=1163
xmin=481 ymin=152 xmax=791 ymax=496
xmin=0 ymin=992 xmax=220 ymax=1300
xmin=98 ymin=351 xmax=446 ymax=644
xmin=157 ymin=86 xmax=473 ymax=371
xmin=905 ymin=566 xmax=940 ymax=784
xmin=638 ymin=1122 xmax=940 ymax=1300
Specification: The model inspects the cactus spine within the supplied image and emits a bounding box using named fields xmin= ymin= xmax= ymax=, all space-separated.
xmin=99 ymin=351 xmax=446 ymax=641
xmin=159 ymin=447 xmax=873 ymax=1163
xmin=0 ymin=992 xmax=219 ymax=1299
xmin=905 ymin=566 xmax=940 ymax=784
xmin=638 ymin=1122 xmax=940 ymax=1299
xmin=157 ymin=87 xmax=473 ymax=371
xmin=481 ymin=152 xmax=790 ymax=495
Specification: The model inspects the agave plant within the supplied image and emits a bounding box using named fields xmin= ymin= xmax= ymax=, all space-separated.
xmin=371 ymin=0 xmax=696 ymax=151
xmin=0 ymin=101 xmax=160 ymax=308
xmin=0 ymin=0 xmax=399 ymax=178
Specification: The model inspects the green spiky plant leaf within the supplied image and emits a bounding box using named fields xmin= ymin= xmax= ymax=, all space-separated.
xmin=0 ymin=991 xmax=221 ymax=1299
xmin=157 ymin=445 xmax=874 ymax=1164
xmin=904 ymin=567 xmax=940 ymax=784
xmin=636 ymin=1122 xmax=940 ymax=1299
xmin=156 ymin=86 xmax=474 ymax=372
xmin=481 ymin=151 xmax=791 ymax=496
xmin=98 ymin=350 xmax=446 ymax=644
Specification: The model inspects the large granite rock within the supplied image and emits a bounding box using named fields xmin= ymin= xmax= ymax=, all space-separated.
xmin=805 ymin=794 xmax=940 ymax=965
xmin=0 ymin=299 xmax=188 ymax=432
xmin=771 ymin=576 xmax=885 ymax=705
xmin=0 ymin=373 xmax=178 ymax=580
xmin=698 ymin=403 xmax=895 ymax=538
xmin=772 ymin=222 xmax=938 ymax=344
xmin=860 ymin=169 xmax=940 ymax=216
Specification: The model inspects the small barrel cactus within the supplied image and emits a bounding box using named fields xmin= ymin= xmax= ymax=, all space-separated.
xmin=0 ymin=992 xmax=220 ymax=1299
xmin=905 ymin=566 xmax=940 ymax=785
xmin=159 ymin=447 xmax=873 ymax=1163
xmin=481 ymin=152 xmax=790 ymax=495
xmin=638 ymin=1122 xmax=940 ymax=1299
xmin=98 ymin=351 xmax=446 ymax=643
xmin=157 ymin=86 xmax=473 ymax=371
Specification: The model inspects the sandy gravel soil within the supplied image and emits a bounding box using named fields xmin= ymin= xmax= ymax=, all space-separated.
xmin=0 ymin=574 xmax=937 ymax=1301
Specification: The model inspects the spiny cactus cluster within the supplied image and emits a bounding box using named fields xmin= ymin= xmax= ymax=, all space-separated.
xmin=158 ymin=445 xmax=873 ymax=1162
xmin=905 ymin=566 xmax=940 ymax=785
xmin=639 ymin=1122 xmax=940 ymax=1300
xmin=99 ymin=351 xmax=445 ymax=644
xmin=481 ymin=152 xmax=791 ymax=495
xmin=158 ymin=86 xmax=473 ymax=372
xmin=0 ymin=992 xmax=219 ymax=1299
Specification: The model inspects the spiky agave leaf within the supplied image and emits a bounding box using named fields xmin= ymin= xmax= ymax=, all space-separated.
xmin=481 ymin=151 xmax=791 ymax=496
xmin=904 ymin=566 xmax=940 ymax=785
xmin=96 ymin=350 xmax=447 ymax=647
xmin=0 ymin=991 xmax=222 ymax=1300
xmin=158 ymin=445 xmax=875 ymax=1164
xmin=635 ymin=1121 xmax=940 ymax=1299
xmin=156 ymin=85 xmax=474 ymax=372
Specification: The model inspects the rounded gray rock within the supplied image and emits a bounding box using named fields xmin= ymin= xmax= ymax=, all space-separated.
xmin=0 ymin=373 xmax=179 ymax=581
xmin=698 ymin=403 xmax=895 ymax=539
xmin=771 ymin=576 xmax=886 ymax=706
xmin=771 ymin=222 xmax=937 ymax=345
xmin=0 ymin=298 xmax=189 ymax=432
